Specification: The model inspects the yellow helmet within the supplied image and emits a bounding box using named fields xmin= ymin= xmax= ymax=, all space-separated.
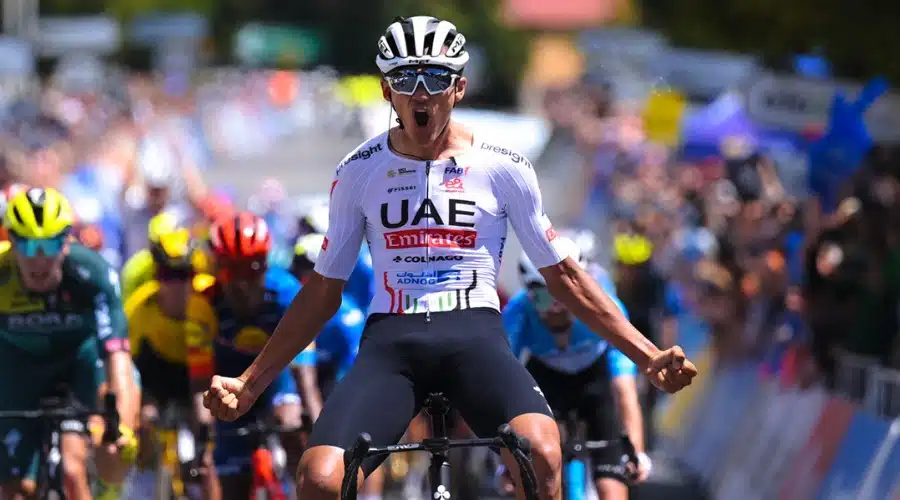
xmin=613 ymin=233 xmax=654 ymax=266
xmin=4 ymin=187 xmax=74 ymax=239
xmin=148 ymin=212 xmax=194 ymax=269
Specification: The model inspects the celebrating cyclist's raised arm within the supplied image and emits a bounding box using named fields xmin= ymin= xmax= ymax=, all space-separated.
xmin=494 ymin=152 xmax=659 ymax=371
xmin=240 ymin=160 xmax=366 ymax=396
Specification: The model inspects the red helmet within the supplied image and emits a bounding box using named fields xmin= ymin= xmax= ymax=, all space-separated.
xmin=209 ymin=212 xmax=272 ymax=260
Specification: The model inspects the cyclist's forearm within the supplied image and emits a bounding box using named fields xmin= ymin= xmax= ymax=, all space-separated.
xmin=240 ymin=283 xmax=341 ymax=395
xmin=611 ymin=376 xmax=645 ymax=453
xmin=106 ymin=351 xmax=139 ymax=429
xmin=547 ymin=262 xmax=658 ymax=370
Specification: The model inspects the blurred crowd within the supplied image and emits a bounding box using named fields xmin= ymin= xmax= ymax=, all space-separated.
xmin=543 ymin=80 xmax=900 ymax=398
xmin=6 ymin=61 xmax=899 ymax=403
xmin=0 ymin=66 xmax=340 ymax=272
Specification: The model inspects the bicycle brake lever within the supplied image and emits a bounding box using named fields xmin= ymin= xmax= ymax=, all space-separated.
xmin=340 ymin=433 xmax=371 ymax=498
xmin=620 ymin=434 xmax=640 ymax=482
xmin=497 ymin=424 xmax=531 ymax=455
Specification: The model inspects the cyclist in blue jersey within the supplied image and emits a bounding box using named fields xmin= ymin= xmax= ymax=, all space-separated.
xmin=295 ymin=197 xmax=375 ymax=310
xmin=204 ymin=213 xmax=319 ymax=498
xmin=289 ymin=233 xmax=365 ymax=402
xmin=289 ymin=232 xmax=388 ymax=498
xmin=504 ymin=236 xmax=651 ymax=499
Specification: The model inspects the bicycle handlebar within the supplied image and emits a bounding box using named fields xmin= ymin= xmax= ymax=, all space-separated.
xmin=564 ymin=433 xmax=640 ymax=481
xmin=216 ymin=420 xmax=304 ymax=438
xmin=340 ymin=425 xmax=541 ymax=500
xmin=0 ymin=392 xmax=121 ymax=445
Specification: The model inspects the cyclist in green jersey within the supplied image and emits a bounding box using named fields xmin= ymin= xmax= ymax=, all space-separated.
xmin=0 ymin=188 xmax=139 ymax=499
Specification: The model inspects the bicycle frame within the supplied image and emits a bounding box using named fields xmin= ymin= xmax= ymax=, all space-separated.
xmin=340 ymin=393 xmax=541 ymax=500
xmin=560 ymin=413 xmax=639 ymax=500
xmin=0 ymin=392 xmax=120 ymax=500
xmin=36 ymin=417 xmax=66 ymax=498
xmin=250 ymin=446 xmax=285 ymax=500
xmin=218 ymin=420 xmax=298 ymax=500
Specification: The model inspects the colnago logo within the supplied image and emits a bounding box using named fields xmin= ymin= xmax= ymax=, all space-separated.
xmin=480 ymin=143 xmax=532 ymax=168
xmin=340 ymin=143 xmax=383 ymax=167
xmin=8 ymin=312 xmax=84 ymax=330
xmin=384 ymin=229 xmax=476 ymax=249
xmin=391 ymin=270 xmax=461 ymax=286
xmin=387 ymin=185 xmax=416 ymax=194
xmin=393 ymin=255 xmax=464 ymax=263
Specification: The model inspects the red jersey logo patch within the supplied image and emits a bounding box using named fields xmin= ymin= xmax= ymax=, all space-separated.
xmin=546 ymin=226 xmax=557 ymax=241
xmin=383 ymin=229 xmax=477 ymax=249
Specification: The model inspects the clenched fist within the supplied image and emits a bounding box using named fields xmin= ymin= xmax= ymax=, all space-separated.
xmin=202 ymin=375 xmax=260 ymax=422
xmin=645 ymin=346 xmax=698 ymax=393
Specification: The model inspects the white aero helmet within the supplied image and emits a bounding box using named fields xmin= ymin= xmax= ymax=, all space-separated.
xmin=518 ymin=236 xmax=585 ymax=286
xmin=376 ymin=16 xmax=470 ymax=74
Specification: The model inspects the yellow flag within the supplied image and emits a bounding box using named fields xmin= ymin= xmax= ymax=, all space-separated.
xmin=643 ymin=90 xmax=687 ymax=146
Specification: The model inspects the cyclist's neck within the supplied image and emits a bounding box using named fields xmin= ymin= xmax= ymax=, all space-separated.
xmin=388 ymin=120 xmax=474 ymax=161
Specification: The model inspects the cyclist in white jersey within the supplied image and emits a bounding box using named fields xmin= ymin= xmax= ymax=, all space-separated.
xmin=203 ymin=15 xmax=697 ymax=500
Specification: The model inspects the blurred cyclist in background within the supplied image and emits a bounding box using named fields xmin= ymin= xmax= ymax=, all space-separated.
xmin=295 ymin=196 xmax=375 ymax=312
xmin=611 ymin=231 xmax=666 ymax=448
xmin=290 ymin=233 xmax=365 ymax=401
xmin=122 ymin=211 xmax=212 ymax=302
xmin=0 ymin=188 xmax=139 ymax=499
xmin=125 ymin=216 xmax=219 ymax=499
xmin=203 ymin=213 xmax=313 ymax=498
xmin=122 ymin=136 xmax=193 ymax=260
xmin=290 ymin=233 xmax=385 ymax=498
xmin=505 ymin=236 xmax=650 ymax=499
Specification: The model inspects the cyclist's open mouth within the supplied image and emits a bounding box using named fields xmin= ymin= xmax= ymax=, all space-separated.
xmin=413 ymin=109 xmax=429 ymax=127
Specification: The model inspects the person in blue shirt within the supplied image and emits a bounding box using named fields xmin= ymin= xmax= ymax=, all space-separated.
xmin=295 ymin=196 xmax=375 ymax=310
xmin=206 ymin=213 xmax=319 ymax=498
xmin=288 ymin=232 xmax=376 ymax=496
xmin=289 ymin=233 xmax=366 ymax=398
xmin=504 ymin=236 xmax=650 ymax=500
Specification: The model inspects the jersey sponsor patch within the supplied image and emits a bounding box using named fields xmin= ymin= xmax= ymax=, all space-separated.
xmin=231 ymin=326 xmax=271 ymax=353
xmin=480 ymin=143 xmax=532 ymax=168
xmin=7 ymin=312 xmax=85 ymax=330
xmin=387 ymin=167 xmax=416 ymax=178
xmin=546 ymin=226 xmax=557 ymax=241
xmin=392 ymin=254 xmax=464 ymax=263
xmin=380 ymin=198 xmax=477 ymax=229
xmin=387 ymin=185 xmax=416 ymax=194
xmin=384 ymin=228 xmax=477 ymax=249
xmin=339 ymin=143 xmax=383 ymax=168
xmin=389 ymin=270 xmax=462 ymax=289
xmin=441 ymin=177 xmax=464 ymax=193
xmin=444 ymin=166 xmax=469 ymax=175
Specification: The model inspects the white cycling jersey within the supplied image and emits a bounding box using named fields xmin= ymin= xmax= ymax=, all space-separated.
xmin=315 ymin=130 xmax=568 ymax=315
